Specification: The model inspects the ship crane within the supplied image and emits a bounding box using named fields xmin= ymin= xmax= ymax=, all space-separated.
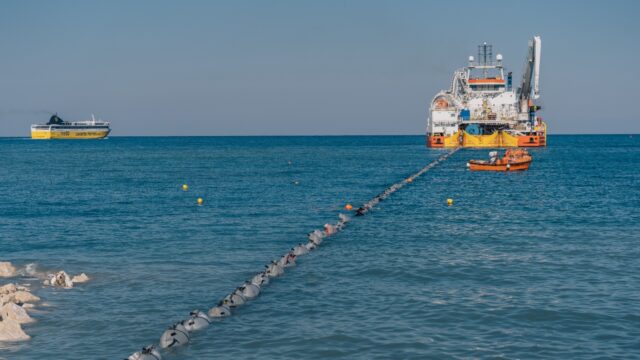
xmin=518 ymin=36 xmax=542 ymax=113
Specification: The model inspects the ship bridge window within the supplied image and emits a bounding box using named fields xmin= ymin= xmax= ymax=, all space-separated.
xmin=470 ymin=84 xmax=504 ymax=92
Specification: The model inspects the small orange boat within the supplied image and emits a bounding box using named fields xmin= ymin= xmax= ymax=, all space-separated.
xmin=468 ymin=148 xmax=532 ymax=171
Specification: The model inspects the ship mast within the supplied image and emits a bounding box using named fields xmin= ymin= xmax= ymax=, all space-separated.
xmin=478 ymin=42 xmax=493 ymax=78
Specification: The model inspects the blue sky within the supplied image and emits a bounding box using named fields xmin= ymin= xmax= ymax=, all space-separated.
xmin=1 ymin=0 xmax=638 ymax=136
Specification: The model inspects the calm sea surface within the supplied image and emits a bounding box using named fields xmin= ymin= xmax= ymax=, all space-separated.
xmin=0 ymin=135 xmax=639 ymax=359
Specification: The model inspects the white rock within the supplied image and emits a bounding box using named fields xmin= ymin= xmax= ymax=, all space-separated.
xmin=0 ymin=283 xmax=17 ymax=295
xmin=0 ymin=317 xmax=30 ymax=341
xmin=0 ymin=294 xmax=10 ymax=306
xmin=47 ymin=271 xmax=73 ymax=288
xmin=71 ymin=273 xmax=90 ymax=283
xmin=11 ymin=291 xmax=40 ymax=304
xmin=0 ymin=262 xmax=17 ymax=278
xmin=1 ymin=302 xmax=34 ymax=324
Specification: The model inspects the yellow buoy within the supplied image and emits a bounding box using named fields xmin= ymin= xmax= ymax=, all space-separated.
xmin=197 ymin=198 xmax=203 ymax=205
xmin=447 ymin=198 xmax=453 ymax=206
xmin=344 ymin=204 xmax=353 ymax=211
xmin=182 ymin=184 xmax=189 ymax=191
xmin=407 ymin=178 xmax=413 ymax=183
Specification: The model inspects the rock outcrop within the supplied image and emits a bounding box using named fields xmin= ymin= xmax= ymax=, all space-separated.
xmin=0 ymin=262 xmax=17 ymax=278
xmin=0 ymin=283 xmax=17 ymax=295
xmin=71 ymin=273 xmax=90 ymax=283
xmin=45 ymin=271 xmax=74 ymax=288
xmin=0 ymin=316 xmax=30 ymax=341
xmin=1 ymin=302 xmax=34 ymax=324
xmin=0 ymin=264 xmax=90 ymax=342
xmin=44 ymin=271 xmax=91 ymax=288
xmin=11 ymin=291 xmax=41 ymax=305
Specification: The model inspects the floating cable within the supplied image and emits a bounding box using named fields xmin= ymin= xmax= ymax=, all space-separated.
xmin=126 ymin=148 xmax=459 ymax=360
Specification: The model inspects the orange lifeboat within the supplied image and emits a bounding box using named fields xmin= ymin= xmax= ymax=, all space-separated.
xmin=468 ymin=148 xmax=532 ymax=171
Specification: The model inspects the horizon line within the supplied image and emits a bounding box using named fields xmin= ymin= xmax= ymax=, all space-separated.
xmin=1 ymin=133 xmax=638 ymax=138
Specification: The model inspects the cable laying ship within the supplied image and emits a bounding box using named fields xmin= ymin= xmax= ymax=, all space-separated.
xmin=426 ymin=36 xmax=546 ymax=148
xmin=31 ymin=114 xmax=111 ymax=139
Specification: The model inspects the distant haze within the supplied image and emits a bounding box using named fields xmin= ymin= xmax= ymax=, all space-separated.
xmin=1 ymin=0 xmax=639 ymax=136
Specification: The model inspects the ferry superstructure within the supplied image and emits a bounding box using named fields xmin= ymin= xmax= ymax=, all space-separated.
xmin=426 ymin=36 xmax=546 ymax=148
xmin=31 ymin=114 xmax=110 ymax=139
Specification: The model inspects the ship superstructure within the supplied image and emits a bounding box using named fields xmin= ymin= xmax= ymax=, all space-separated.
xmin=31 ymin=114 xmax=110 ymax=139
xmin=426 ymin=36 xmax=546 ymax=148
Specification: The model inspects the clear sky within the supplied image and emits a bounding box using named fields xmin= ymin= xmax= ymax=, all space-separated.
xmin=1 ymin=0 xmax=639 ymax=136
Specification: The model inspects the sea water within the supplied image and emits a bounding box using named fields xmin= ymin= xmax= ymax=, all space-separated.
xmin=0 ymin=135 xmax=638 ymax=359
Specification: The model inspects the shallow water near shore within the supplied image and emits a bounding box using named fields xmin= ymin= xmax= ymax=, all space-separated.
xmin=1 ymin=135 xmax=639 ymax=359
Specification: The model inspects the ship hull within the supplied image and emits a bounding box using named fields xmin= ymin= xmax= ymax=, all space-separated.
xmin=427 ymin=130 xmax=546 ymax=148
xmin=31 ymin=129 xmax=110 ymax=139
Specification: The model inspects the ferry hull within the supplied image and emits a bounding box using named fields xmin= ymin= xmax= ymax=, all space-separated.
xmin=31 ymin=129 xmax=110 ymax=140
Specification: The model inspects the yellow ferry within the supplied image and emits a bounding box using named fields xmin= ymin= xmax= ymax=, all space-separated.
xmin=31 ymin=114 xmax=111 ymax=139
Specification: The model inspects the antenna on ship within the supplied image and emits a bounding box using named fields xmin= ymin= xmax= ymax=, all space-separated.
xmin=478 ymin=42 xmax=493 ymax=78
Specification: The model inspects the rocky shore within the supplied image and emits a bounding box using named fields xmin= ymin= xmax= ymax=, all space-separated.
xmin=0 ymin=261 xmax=89 ymax=342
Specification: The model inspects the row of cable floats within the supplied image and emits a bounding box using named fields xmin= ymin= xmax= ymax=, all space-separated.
xmin=127 ymin=148 xmax=459 ymax=360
